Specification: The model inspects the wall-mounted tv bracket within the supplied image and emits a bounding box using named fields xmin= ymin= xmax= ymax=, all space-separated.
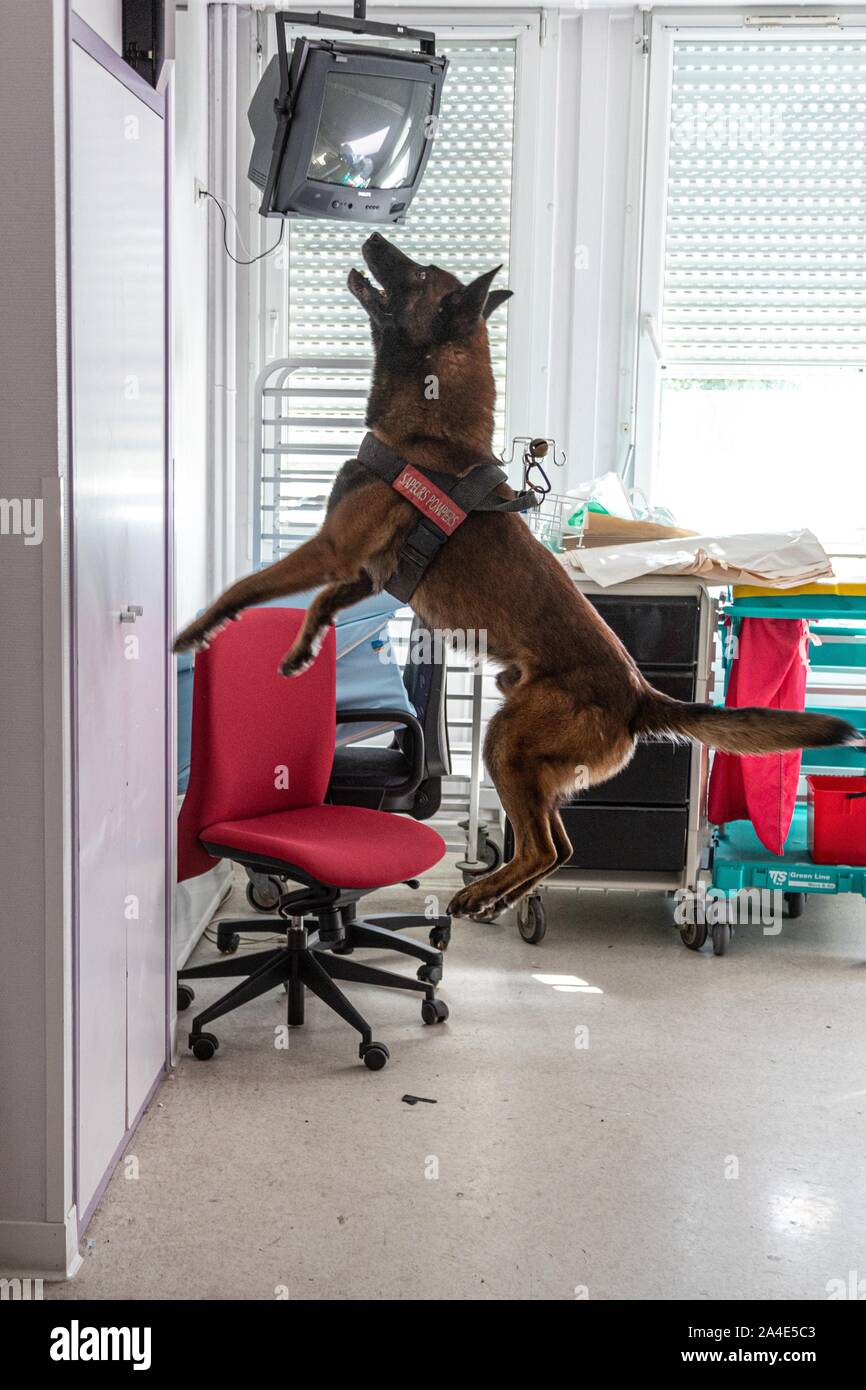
xmin=278 ymin=2 xmax=437 ymax=67
xmin=262 ymin=2 xmax=439 ymax=218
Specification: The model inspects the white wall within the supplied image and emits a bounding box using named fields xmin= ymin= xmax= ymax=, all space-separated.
xmin=0 ymin=0 xmax=75 ymax=1274
xmin=172 ymin=1 xmax=210 ymax=627
xmin=73 ymin=0 xmax=122 ymax=51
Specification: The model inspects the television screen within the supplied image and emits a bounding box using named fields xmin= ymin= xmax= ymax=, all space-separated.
xmin=248 ymin=38 xmax=447 ymax=225
xmin=307 ymin=72 xmax=435 ymax=191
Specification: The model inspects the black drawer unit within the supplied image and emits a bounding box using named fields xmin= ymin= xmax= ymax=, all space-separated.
xmin=503 ymin=800 xmax=691 ymax=872
xmin=579 ymin=739 xmax=691 ymax=806
xmin=632 ymin=667 xmax=695 ymax=704
xmin=559 ymin=805 xmax=690 ymax=874
xmin=587 ymin=593 xmax=700 ymax=668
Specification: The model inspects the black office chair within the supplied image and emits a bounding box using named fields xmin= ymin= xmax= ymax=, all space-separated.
xmin=235 ymin=615 xmax=453 ymax=954
xmin=329 ymin=613 xmax=451 ymax=819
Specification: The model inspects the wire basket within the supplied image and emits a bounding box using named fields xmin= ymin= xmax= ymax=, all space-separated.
xmin=524 ymin=491 xmax=581 ymax=553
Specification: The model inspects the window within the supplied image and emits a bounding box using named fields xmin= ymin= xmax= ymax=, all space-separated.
xmin=637 ymin=23 xmax=866 ymax=550
xmin=285 ymin=36 xmax=516 ymax=426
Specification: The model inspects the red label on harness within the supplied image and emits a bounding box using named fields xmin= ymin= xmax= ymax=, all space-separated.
xmin=392 ymin=467 xmax=467 ymax=535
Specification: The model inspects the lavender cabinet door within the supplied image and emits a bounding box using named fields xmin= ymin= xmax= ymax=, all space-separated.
xmin=71 ymin=39 xmax=168 ymax=1218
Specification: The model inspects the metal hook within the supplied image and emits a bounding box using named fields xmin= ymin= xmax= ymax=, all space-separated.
xmin=499 ymin=435 xmax=567 ymax=469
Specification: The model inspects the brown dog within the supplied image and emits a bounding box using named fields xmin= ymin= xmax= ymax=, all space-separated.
xmin=174 ymin=232 xmax=858 ymax=918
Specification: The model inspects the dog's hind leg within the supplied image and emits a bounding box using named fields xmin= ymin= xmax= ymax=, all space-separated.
xmin=488 ymin=725 xmax=636 ymax=913
xmin=447 ymin=695 xmax=573 ymax=917
xmin=448 ymin=756 xmax=567 ymax=917
xmin=551 ymin=808 xmax=573 ymax=867
xmin=448 ymin=681 xmax=637 ymax=918
xmin=279 ymin=574 xmax=374 ymax=676
xmin=493 ymin=808 xmax=573 ymax=912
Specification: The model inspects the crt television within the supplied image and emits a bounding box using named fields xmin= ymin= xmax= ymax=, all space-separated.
xmin=248 ymin=28 xmax=448 ymax=226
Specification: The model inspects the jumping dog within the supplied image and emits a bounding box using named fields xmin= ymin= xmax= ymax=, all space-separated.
xmin=174 ymin=232 xmax=859 ymax=919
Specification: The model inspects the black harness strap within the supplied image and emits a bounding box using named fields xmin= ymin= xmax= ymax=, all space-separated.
xmin=356 ymin=432 xmax=539 ymax=602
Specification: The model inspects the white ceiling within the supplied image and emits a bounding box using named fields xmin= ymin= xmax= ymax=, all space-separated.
xmin=190 ymin=2 xmax=853 ymax=13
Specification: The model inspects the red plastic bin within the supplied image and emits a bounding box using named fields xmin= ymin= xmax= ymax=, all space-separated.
xmin=807 ymin=775 xmax=866 ymax=866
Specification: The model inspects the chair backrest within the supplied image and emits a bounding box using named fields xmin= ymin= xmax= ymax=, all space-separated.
xmin=399 ymin=616 xmax=451 ymax=780
xmin=177 ymin=608 xmax=336 ymax=881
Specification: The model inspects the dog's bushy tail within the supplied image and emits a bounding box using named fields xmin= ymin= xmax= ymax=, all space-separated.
xmin=633 ymin=688 xmax=860 ymax=755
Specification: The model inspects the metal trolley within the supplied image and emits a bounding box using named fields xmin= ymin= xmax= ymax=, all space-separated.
xmin=459 ymin=574 xmax=718 ymax=945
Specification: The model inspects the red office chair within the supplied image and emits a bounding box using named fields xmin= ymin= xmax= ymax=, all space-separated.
xmin=176 ymin=608 xmax=450 ymax=1070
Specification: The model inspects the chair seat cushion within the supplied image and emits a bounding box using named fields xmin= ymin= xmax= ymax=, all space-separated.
xmin=201 ymin=803 xmax=445 ymax=890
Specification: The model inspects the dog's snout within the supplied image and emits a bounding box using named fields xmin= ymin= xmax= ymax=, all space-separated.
xmin=363 ymin=231 xmax=389 ymax=258
xmin=363 ymin=233 xmax=418 ymax=283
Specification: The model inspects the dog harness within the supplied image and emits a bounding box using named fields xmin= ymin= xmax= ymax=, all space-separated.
xmin=354 ymin=432 xmax=540 ymax=602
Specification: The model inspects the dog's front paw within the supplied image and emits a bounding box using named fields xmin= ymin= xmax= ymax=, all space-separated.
xmin=278 ymin=632 xmax=325 ymax=678
xmin=172 ymin=610 xmax=236 ymax=653
xmin=173 ymin=622 xmax=213 ymax=654
xmin=278 ymin=648 xmax=315 ymax=678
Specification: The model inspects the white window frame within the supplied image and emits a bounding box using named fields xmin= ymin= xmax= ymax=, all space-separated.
xmin=222 ymin=5 xmax=555 ymax=581
xmin=634 ymin=7 xmax=866 ymax=504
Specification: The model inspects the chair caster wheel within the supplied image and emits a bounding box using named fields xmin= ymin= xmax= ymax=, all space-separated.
xmin=421 ymin=999 xmax=449 ymax=1025
xmin=331 ymin=941 xmax=355 ymax=955
xmin=177 ymin=984 xmax=195 ymax=1012
xmin=360 ymin=1041 xmax=389 ymax=1071
xmin=417 ymin=962 xmax=442 ymax=984
xmin=190 ymin=1032 xmax=219 ymax=1061
xmin=216 ymin=928 xmax=240 ymax=955
xmin=429 ymin=926 xmax=450 ymax=951
xmin=712 ymin=921 xmax=732 ymax=956
xmin=245 ymin=877 xmax=283 ymax=912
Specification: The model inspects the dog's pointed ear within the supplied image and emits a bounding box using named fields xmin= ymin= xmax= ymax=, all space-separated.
xmin=437 ymin=265 xmax=503 ymax=339
xmin=483 ymin=288 xmax=513 ymax=319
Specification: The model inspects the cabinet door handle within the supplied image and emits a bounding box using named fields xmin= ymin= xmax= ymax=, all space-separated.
xmin=120 ymin=605 xmax=144 ymax=623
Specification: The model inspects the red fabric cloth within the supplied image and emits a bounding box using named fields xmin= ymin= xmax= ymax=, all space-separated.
xmin=177 ymin=606 xmax=445 ymax=887
xmin=707 ymin=617 xmax=810 ymax=855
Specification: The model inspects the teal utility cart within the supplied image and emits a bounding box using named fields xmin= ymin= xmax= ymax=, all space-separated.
xmin=705 ymin=580 xmax=866 ymax=956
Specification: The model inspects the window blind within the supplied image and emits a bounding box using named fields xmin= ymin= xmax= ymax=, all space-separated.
xmin=663 ymin=37 xmax=866 ymax=366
